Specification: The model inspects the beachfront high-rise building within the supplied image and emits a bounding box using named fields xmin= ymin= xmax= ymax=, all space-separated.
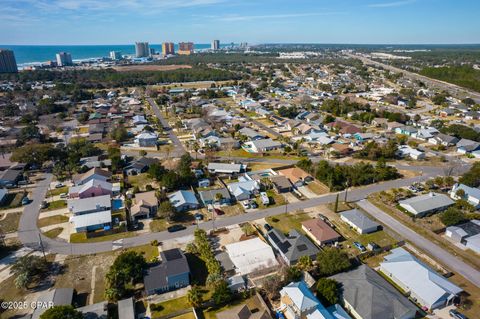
xmin=178 ymin=42 xmax=194 ymax=55
xmin=211 ymin=40 xmax=220 ymax=51
xmin=0 ymin=49 xmax=18 ymax=73
xmin=56 ymin=52 xmax=73 ymax=67
xmin=110 ymin=51 xmax=122 ymax=60
xmin=162 ymin=42 xmax=175 ymax=56
xmin=135 ymin=42 xmax=150 ymax=58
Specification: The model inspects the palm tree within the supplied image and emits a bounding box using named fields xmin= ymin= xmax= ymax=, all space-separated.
xmin=187 ymin=286 xmax=204 ymax=308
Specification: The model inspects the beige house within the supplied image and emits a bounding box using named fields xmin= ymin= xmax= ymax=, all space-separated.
xmin=131 ymin=191 xmax=158 ymax=220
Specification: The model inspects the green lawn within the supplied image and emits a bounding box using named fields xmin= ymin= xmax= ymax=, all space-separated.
xmin=266 ymin=211 xmax=311 ymax=234
xmin=43 ymin=227 xmax=64 ymax=238
xmin=38 ymin=215 xmax=69 ymax=228
xmin=41 ymin=200 xmax=67 ymax=211
xmin=46 ymin=186 xmax=68 ymax=197
xmin=151 ymin=296 xmax=189 ymax=318
xmin=0 ymin=211 xmax=21 ymax=233
xmin=128 ymin=173 xmax=156 ymax=191
xmin=70 ymin=228 xmax=135 ymax=243
xmin=150 ymin=218 xmax=168 ymax=232
xmin=128 ymin=244 xmax=160 ymax=261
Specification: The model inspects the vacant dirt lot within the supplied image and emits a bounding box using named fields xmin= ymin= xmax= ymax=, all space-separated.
xmin=113 ymin=64 xmax=192 ymax=72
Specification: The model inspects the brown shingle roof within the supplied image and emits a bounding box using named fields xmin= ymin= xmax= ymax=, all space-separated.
xmin=302 ymin=219 xmax=340 ymax=243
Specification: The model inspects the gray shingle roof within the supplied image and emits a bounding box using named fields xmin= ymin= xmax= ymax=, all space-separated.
xmin=340 ymin=209 xmax=380 ymax=231
xmin=399 ymin=193 xmax=454 ymax=215
xmin=330 ymin=265 xmax=417 ymax=319
xmin=267 ymin=229 xmax=319 ymax=263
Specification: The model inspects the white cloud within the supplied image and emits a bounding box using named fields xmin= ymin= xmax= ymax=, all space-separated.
xmin=368 ymin=0 xmax=416 ymax=8
xmin=216 ymin=12 xmax=346 ymax=22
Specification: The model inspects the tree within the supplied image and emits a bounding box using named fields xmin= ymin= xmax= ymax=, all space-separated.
xmin=40 ymin=306 xmax=83 ymax=319
xmin=212 ymin=280 xmax=232 ymax=305
xmin=11 ymin=255 xmax=48 ymax=289
xmin=158 ymin=201 xmax=176 ymax=221
xmin=11 ymin=143 xmax=54 ymax=166
xmin=316 ymin=278 xmax=339 ymax=306
xmin=316 ymin=247 xmax=351 ymax=276
xmin=284 ymin=266 xmax=302 ymax=283
xmin=296 ymin=256 xmax=314 ymax=272
xmin=187 ymin=286 xmax=204 ymax=308
xmin=105 ymin=251 xmax=147 ymax=301
xmin=459 ymin=162 xmax=480 ymax=187
xmin=263 ymin=274 xmax=283 ymax=299
xmin=455 ymin=189 xmax=466 ymax=199
xmin=439 ymin=208 xmax=467 ymax=227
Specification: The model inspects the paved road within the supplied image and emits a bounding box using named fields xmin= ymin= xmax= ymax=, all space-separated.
xmin=19 ymin=168 xmax=438 ymax=256
xmin=146 ymin=97 xmax=186 ymax=157
xmin=348 ymin=53 xmax=480 ymax=102
xmin=357 ymin=199 xmax=480 ymax=288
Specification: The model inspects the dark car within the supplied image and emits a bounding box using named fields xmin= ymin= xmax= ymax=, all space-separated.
xmin=213 ymin=208 xmax=224 ymax=216
xmin=449 ymin=309 xmax=468 ymax=319
xmin=167 ymin=225 xmax=187 ymax=233
xmin=264 ymin=223 xmax=273 ymax=231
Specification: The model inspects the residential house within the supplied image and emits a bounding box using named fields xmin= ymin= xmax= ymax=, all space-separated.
xmin=456 ymin=138 xmax=480 ymax=154
xmin=428 ymin=133 xmax=459 ymax=147
xmin=0 ymin=169 xmax=22 ymax=187
xmin=301 ymin=219 xmax=341 ymax=246
xmin=77 ymin=301 xmax=108 ymax=319
xmin=329 ymin=143 xmax=352 ymax=157
xmin=168 ymin=190 xmax=199 ymax=212
xmin=398 ymin=193 xmax=454 ymax=217
xmin=239 ymin=127 xmax=265 ymax=140
xmin=269 ymin=175 xmax=293 ymax=193
xmin=450 ymin=183 xmax=480 ymax=208
xmin=225 ymin=237 xmax=278 ymax=275
xmin=118 ymin=297 xmax=136 ymax=319
xmin=278 ymin=167 xmax=313 ymax=187
xmin=207 ymin=162 xmax=245 ymax=176
xmin=131 ymin=191 xmax=158 ymax=220
xmin=198 ymin=188 xmax=232 ymax=206
xmin=135 ymin=131 xmax=157 ymax=147
xmin=395 ymin=126 xmax=418 ymax=136
xmin=353 ymin=132 xmax=374 ymax=142
xmin=326 ymin=120 xmax=362 ymax=135
xmin=396 ymin=145 xmax=425 ymax=160
xmin=244 ymin=139 xmax=283 ymax=153
xmin=330 ymin=265 xmax=418 ymax=319
xmin=340 ymin=209 xmax=380 ymax=234
xmin=439 ymin=108 xmax=455 ymax=117
xmin=267 ymin=229 xmax=319 ymax=266
xmin=132 ymin=115 xmax=148 ymax=125
xmin=144 ymin=249 xmax=190 ymax=295
xmin=279 ymin=281 xmax=334 ymax=319
xmin=380 ymin=248 xmax=462 ymax=310
xmin=124 ymin=157 xmax=159 ymax=176
xmin=413 ymin=128 xmax=439 ymax=141
xmin=371 ymin=118 xmax=388 ymax=128
xmin=69 ymin=179 xmax=116 ymax=199
xmin=31 ymin=288 xmax=74 ymax=319
xmin=73 ymin=167 xmax=111 ymax=186
xmin=0 ymin=188 xmax=7 ymax=204
xmin=227 ymin=179 xmax=260 ymax=201
xmin=216 ymin=302 xmax=270 ymax=319
xmin=445 ymin=220 xmax=480 ymax=254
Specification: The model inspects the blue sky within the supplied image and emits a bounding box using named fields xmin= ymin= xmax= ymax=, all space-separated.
xmin=1 ymin=0 xmax=479 ymax=45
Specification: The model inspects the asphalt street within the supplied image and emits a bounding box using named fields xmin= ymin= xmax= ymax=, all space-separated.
xmin=357 ymin=199 xmax=480 ymax=288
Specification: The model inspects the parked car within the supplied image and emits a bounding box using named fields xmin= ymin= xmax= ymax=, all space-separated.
xmin=260 ymin=192 xmax=270 ymax=205
xmin=449 ymin=310 xmax=468 ymax=319
xmin=353 ymin=241 xmax=366 ymax=252
xmin=55 ymin=183 xmax=65 ymax=188
xmin=59 ymin=193 xmax=68 ymax=199
xmin=21 ymin=197 xmax=30 ymax=205
xmin=167 ymin=225 xmax=186 ymax=233
xmin=213 ymin=208 xmax=224 ymax=216
xmin=194 ymin=213 xmax=204 ymax=220
xmin=241 ymin=200 xmax=250 ymax=210
xmin=264 ymin=223 xmax=273 ymax=231
xmin=40 ymin=200 xmax=48 ymax=209
xmin=249 ymin=200 xmax=258 ymax=209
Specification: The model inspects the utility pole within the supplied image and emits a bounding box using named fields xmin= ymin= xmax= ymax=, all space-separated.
xmin=38 ymin=233 xmax=46 ymax=261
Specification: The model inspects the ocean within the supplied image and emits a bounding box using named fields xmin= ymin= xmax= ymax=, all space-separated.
xmin=0 ymin=44 xmax=220 ymax=66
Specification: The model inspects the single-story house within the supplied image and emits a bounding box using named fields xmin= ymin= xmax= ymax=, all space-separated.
xmin=395 ymin=126 xmax=418 ymax=136
xmin=428 ymin=133 xmax=459 ymax=147
xmin=269 ymin=175 xmax=293 ymax=193
xmin=267 ymin=228 xmax=319 ymax=266
xmin=216 ymin=302 xmax=270 ymax=319
xmin=131 ymin=191 xmax=158 ymax=220
xmin=118 ymin=297 xmax=136 ymax=319
xmin=380 ymin=248 xmax=462 ymax=310
xmin=239 ymin=127 xmax=264 ymax=140
xmin=450 ymin=183 xmax=480 ymax=208
xmin=73 ymin=167 xmax=111 ymax=186
xmin=340 ymin=209 xmax=380 ymax=234
xmin=227 ymin=180 xmax=260 ymax=201
xmin=445 ymin=220 xmax=480 ymax=254
xmin=396 ymin=145 xmax=425 ymax=160
xmin=278 ymin=167 xmax=314 ymax=187
xmin=144 ymin=249 xmax=190 ymax=295
xmin=68 ymin=194 xmax=111 ymax=215
xmin=0 ymin=188 xmax=8 ymax=204
xmin=456 ymin=139 xmax=480 ymax=154
xmin=70 ymin=210 xmax=112 ymax=232
xmin=124 ymin=157 xmax=159 ymax=175
xmin=244 ymin=138 xmax=283 ymax=153
xmin=225 ymin=237 xmax=278 ymax=275
xmin=207 ymin=162 xmax=245 ymax=175
xmin=69 ymin=179 xmax=116 ymax=199
xmin=330 ymin=265 xmax=418 ymax=319
xmin=0 ymin=169 xmax=22 ymax=187
xmin=398 ymin=193 xmax=454 ymax=217
xmin=77 ymin=301 xmax=108 ymax=319
xmin=31 ymin=288 xmax=74 ymax=319
xmin=168 ymin=190 xmax=199 ymax=212
xmin=302 ymin=218 xmax=341 ymax=246
xmin=198 ymin=188 xmax=232 ymax=206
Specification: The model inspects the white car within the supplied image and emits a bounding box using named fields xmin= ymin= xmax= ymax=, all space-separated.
xmin=241 ymin=200 xmax=250 ymax=210
xmin=260 ymin=192 xmax=270 ymax=205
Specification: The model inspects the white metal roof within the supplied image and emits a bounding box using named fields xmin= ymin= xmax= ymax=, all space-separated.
xmin=225 ymin=237 xmax=278 ymax=275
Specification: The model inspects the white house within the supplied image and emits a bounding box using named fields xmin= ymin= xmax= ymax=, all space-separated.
xmin=399 ymin=193 xmax=454 ymax=217
xmin=135 ymin=132 xmax=157 ymax=147
xmin=396 ymin=145 xmax=425 ymax=160
xmin=340 ymin=209 xmax=380 ymax=234
xmin=450 ymin=183 xmax=480 ymax=208
xmin=244 ymin=138 xmax=282 ymax=153
xmin=224 ymin=237 xmax=278 ymax=275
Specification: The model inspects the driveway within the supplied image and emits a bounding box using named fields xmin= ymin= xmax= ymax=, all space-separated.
xmin=357 ymin=199 xmax=480 ymax=288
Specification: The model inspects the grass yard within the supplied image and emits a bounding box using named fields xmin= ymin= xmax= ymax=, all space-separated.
xmin=219 ymin=203 xmax=244 ymax=216
xmin=0 ymin=211 xmax=21 ymax=233
xmin=37 ymin=215 xmax=69 ymax=228
xmin=128 ymin=244 xmax=160 ymax=261
xmin=151 ymin=296 xmax=189 ymax=318
xmin=306 ymin=181 xmax=329 ymax=195
xmin=266 ymin=211 xmax=311 ymax=234
xmin=248 ymin=163 xmax=285 ymax=171
xmin=202 ymin=296 xmax=262 ymax=319
xmin=70 ymin=229 xmax=135 ymax=243
xmin=255 ymin=118 xmax=275 ymax=126
xmin=127 ymin=173 xmax=156 ymax=191
xmin=326 ymin=201 xmax=353 ymax=213
xmin=256 ymin=190 xmax=286 ymax=210
xmin=0 ymin=275 xmax=34 ymax=318
xmin=171 ymin=313 xmax=196 ymax=319
xmin=150 ymin=218 xmax=168 ymax=232
xmin=43 ymin=227 xmax=64 ymax=238
xmin=41 ymin=199 xmax=67 ymax=211
xmin=47 ymin=186 xmax=68 ymax=197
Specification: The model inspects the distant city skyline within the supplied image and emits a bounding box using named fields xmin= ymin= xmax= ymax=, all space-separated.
xmin=1 ymin=0 xmax=480 ymax=45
